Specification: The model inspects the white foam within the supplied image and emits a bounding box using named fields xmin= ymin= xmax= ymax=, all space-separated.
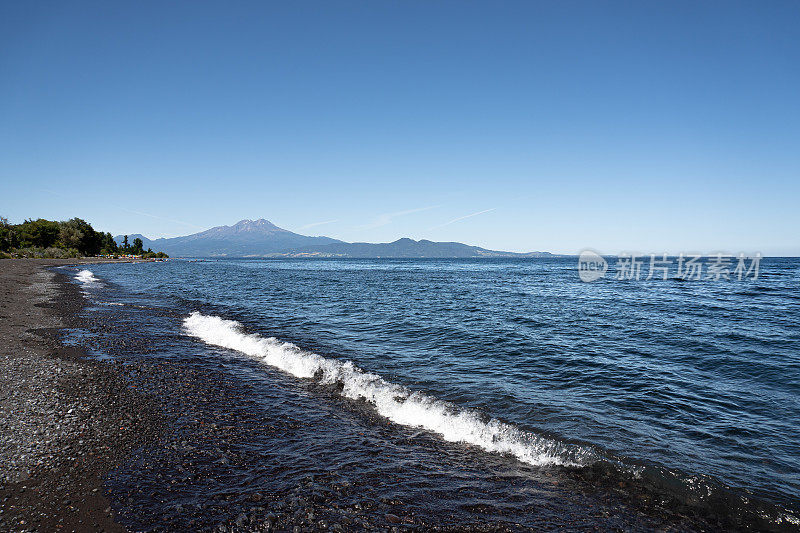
xmin=75 ymin=269 xmax=101 ymax=287
xmin=183 ymin=311 xmax=593 ymax=467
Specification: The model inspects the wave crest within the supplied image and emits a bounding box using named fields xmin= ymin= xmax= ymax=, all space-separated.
xmin=75 ymin=269 xmax=101 ymax=286
xmin=182 ymin=311 xmax=592 ymax=467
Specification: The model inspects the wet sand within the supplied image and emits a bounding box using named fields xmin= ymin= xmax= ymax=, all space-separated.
xmin=0 ymin=259 xmax=160 ymax=532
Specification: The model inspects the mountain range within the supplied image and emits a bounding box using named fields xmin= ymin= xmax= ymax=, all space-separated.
xmin=115 ymin=219 xmax=552 ymax=258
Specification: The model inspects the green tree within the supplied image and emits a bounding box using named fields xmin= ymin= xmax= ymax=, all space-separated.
xmin=58 ymin=220 xmax=83 ymax=250
xmin=1 ymin=217 xmax=165 ymax=258
xmin=131 ymin=237 xmax=144 ymax=255
xmin=58 ymin=218 xmax=103 ymax=256
xmin=100 ymin=232 xmax=118 ymax=254
xmin=0 ymin=216 xmax=19 ymax=252
xmin=18 ymin=218 xmax=61 ymax=248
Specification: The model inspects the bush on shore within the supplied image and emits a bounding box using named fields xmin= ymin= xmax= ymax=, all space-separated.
xmin=0 ymin=216 xmax=168 ymax=258
xmin=12 ymin=247 xmax=82 ymax=259
xmin=142 ymin=251 xmax=169 ymax=259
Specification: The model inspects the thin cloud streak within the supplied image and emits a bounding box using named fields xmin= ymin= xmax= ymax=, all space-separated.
xmin=428 ymin=208 xmax=496 ymax=230
xmin=298 ymin=219 xmax=339 ymax=230
xmin=120 ymin=207 xmax=204 ymax=229
xmin=41 ymin=189 xmax=203 ymax=230
xmin=358 ymin=205 xmax=441 ymax=230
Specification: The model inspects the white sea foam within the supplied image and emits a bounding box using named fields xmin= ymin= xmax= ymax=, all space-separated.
xmin=183 ymin=311 xmax=592 ymax=467
xmin=75 ymin=269 xmax=101 ymax=286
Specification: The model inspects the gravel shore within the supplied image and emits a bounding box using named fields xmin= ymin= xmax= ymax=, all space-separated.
xmin=0 ymin=259 xmax=160 ymax=532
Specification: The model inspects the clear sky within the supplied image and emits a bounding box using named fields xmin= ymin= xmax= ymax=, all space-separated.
xmin=1 ymin=1 xmax=798 ymax=255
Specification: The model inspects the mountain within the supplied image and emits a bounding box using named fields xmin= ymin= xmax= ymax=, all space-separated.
xmin=284 ymin=238 xmax=550 ymax=258
xmin=115 ymin=219 xmax=551 ymax=258
xmin=115 ymin=219 xmax=342 ymax=257
xmin=115 ymin=233 xmax=154 ymax=249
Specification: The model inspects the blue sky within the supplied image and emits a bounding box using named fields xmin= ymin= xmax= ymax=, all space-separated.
xmin=1 ymin=1 xmax=798 ymax=255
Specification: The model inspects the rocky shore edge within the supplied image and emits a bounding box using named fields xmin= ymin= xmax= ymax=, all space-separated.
xmin=0 ymin=259 xmax=161 ymax=532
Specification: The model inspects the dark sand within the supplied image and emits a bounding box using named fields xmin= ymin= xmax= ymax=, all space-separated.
xmin=0 ymin=259 xmax=160 ymax=532
xmin=0 ymin=260 xmax=523 ymax=532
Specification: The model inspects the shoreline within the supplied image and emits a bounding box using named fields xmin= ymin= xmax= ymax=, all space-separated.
xmin=1 ymin=259 xmax=795 ymax=531
xmin=0 ymin=259 xmax=160 ymax=532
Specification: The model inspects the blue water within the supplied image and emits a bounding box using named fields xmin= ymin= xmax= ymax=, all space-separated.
xmin=76 ymin=257 xmax=800 ymax=528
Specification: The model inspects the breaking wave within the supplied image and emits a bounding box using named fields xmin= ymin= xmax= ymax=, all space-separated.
xmin=75 ymin=269 xmax=101 ymax=287
xmin=182 ymin=311 xmax=593 ymax=467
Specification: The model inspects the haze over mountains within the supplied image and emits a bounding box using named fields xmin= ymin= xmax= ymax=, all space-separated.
xmin=115 ymin=219 xmax=552 ymax=258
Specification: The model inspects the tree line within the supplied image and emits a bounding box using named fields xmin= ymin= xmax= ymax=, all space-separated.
xmin=0 ymin=217 xmax=168 ymax=259
xmin=118 ymin=234 xmax=166 ymax=257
